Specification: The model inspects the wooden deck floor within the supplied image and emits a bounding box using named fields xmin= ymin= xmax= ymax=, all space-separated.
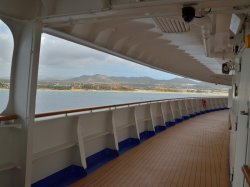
xmin=72 ymin=110 xmax=230 ymax=187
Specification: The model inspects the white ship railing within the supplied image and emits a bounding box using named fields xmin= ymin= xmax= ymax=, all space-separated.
xmin=0 ymin=97 xmax=228 ymax=185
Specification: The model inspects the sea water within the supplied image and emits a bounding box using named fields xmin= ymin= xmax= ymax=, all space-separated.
xmin=0 ymin=90 xmax=224 ymax=113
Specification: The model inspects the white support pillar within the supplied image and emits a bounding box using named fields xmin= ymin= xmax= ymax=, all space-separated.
xmin=3 ymin=19 xmax=42 ymax=187
xmin=233 ymin=48 xmax=250 ymax=187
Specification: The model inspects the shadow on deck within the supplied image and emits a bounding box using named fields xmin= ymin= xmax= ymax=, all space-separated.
xmin=71 ymin=110 xmax=230 ymax=187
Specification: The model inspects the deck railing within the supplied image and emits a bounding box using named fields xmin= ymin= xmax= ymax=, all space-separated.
xmin=31 ymin=97 xmax=228 ymax=185
xmin=0 ymin=97 xmax=191 ymax=121
xmin=0 ymin=97 xmax=228 ymax=121
xmin=0 ymin=97 xmax=228 ymax=186
xmin=0 ymin=114 xmax=17 ymax=121
xmin=34 ymin=97 xmax=181 ymax=118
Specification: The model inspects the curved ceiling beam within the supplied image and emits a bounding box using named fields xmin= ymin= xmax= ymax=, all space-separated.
xmin=108 ymin=19 xmax=164 ymax=55
xmin=94 ymin=28 xmax=113 ymax=46
xmin=88 ymin=20 xmax=129 ymax=42
xmin=105 ymin=22 xmax=155 ymax=49
xmin=128 ymin=38 xmax=217 ymax=80
xmin=123 ymin=31 xmax=163 ymax=56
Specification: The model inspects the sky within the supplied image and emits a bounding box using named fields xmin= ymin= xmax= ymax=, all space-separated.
xmin=0 ymin=20 xmax=180 ymax=81
xmin=0 ymin=20 xmax=14 ymax=79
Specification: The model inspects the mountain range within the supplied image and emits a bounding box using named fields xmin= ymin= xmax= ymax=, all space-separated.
xmin=60 ymin=74 xmax=228 ymax=92
xmin=1 ymin=74 xmax=230 ymax=92
xmin=66 ymin=74 xmax=196 ymax=85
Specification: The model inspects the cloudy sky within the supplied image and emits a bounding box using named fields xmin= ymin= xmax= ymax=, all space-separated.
xmin=0 ymin=20 xmax=180 ymax=80
xmin=0 ymin=20 xmax=14 ymax=79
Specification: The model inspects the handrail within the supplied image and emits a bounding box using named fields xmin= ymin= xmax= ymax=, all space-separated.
xmin=34 ymin=96 xmax=225 ymax=118
xmin=0 ymin=97 xmax=226 ymax=119
xmin=242 ymin=165 xmax=250 ymax=186
xmin=35 ymin=98 xmax=175 ymax=118
xmin=0 ymin=114 xmax=17 ymax=122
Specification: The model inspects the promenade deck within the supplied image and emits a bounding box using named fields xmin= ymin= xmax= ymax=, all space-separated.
xmin=72 ymin=110 xmax=230 ymax=187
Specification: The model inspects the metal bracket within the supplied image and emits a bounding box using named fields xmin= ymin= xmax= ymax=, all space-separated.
xmin=231 ymin=170 xmax=234 ymax=182
xmin=241 ymin=111 xmax=249 ymax=116
xmin=235 ymin=115 xmax=238 ymax=131
xmin=240 ymin=101 xmax=250 ymax=128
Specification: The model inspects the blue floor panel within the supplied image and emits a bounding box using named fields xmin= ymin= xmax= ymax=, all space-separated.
xmin=175 ymin=118 xmax=183 ymax=123
xmin=189 ymin=114 xmax=196 ymax=118
xmin=86 ymin=148 xmax=118 ymax=174
xmin=139 ymin=131 xmax=155 ymax=142
xmin=183 ymin=115 xmax=190 ymax=120
xmin=155 ymin=125 xmax=166 ymax=133
xmin=165 ymin=121 xmax=175 ymax=127
xmin=32 ymin=165 xmax=87 ymax=187
xmin=118 ymin=138 xmax=140 ymax=154
xmin=196 ymin=112 xmax=202 ymax=115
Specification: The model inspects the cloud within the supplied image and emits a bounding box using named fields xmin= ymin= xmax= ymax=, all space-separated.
xmin=0 ymin=28 xmax=179 ymax=81
xmin=0 ymin=20 xmax=14 ymax=79
xmin=40 ymin=34 xmax=107 ymax=66
xmin=39 ymin=33 xmax=180 ymax=80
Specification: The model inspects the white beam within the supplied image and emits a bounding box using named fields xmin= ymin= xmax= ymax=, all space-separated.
xmin=2 ymin=19 xmax=42 ymax=187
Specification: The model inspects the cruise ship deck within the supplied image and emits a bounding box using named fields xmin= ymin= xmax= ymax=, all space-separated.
xmin=72 ymin=110 xmax=229 ymax=187
xmin=2 ymin=1 xmax=250 ymax=186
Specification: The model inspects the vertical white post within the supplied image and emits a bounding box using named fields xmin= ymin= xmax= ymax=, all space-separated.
xmin=134 ymin=106 xmax=141 ymax=139
xmin=5 ymin=20 xmax=42 ymax=187
xmin=166 ymin=101 xmax=174 ymax=122
xmin=149 ymin=104 xmax=156 ymax=129
xmin=160 ymin=102 xmax=167 ymax=124
xmin=76 ymin=121 xmax=87 ymax=168
xmin=191 ymin=99 xmax=198 ymax=114
xmin=111 ymin=110 xmax=119 ymax=150
xmin=146 ymin=104 xmax=154 ymax=132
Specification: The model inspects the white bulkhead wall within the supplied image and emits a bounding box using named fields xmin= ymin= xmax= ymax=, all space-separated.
xmin=231 ymin=23 xmax=250 ymax=187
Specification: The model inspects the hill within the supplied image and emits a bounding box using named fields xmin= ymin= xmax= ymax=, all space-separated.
xmin=66 ymin=74 xmax=197 ymax=85
xmin=64 ymin=74 xmax=228 ymax=92
xmin=37 ymin=74 xmax=229 ymax=93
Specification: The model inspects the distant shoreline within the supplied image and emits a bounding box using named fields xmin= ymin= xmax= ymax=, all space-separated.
xmin=35 ymin=88 xmax=228 ymax=96
xmin=0 ymin=88 xmax=228 ymax=96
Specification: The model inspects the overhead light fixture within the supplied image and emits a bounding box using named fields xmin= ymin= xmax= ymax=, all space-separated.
xmin=230 ymin=14 xmax=244 ymax=35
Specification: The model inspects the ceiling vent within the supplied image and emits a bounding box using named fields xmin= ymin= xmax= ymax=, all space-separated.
xmin=154 ymin=17 xmax=190 ymax=33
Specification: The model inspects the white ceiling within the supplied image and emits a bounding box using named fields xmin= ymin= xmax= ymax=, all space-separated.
xmin=2 ymin=0 xmax=250 ymax=85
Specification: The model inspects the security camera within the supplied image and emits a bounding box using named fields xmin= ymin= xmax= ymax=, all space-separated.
xmin=222 ymin=63 xmax=230 ymax=74
xmin=222 ymin=61 xmax=234 ymax=74
xmin=182 ymin=7 xmax=195 ymax=23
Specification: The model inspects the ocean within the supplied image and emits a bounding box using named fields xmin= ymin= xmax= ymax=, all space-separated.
xmin=0 ymin=90 xmax=226 ymax=113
